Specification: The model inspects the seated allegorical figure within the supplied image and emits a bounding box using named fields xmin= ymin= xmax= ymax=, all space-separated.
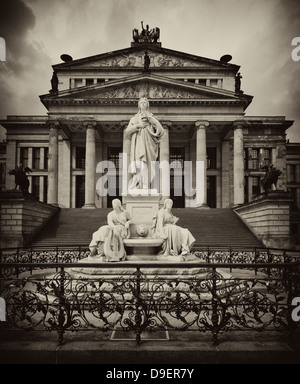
xmin=89 ymin=199 xmax=132 ymax=262
xmin=153 ymin=199 xmax=196 ymax=260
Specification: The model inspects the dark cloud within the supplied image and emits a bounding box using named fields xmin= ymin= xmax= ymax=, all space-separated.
xmin=0 ymin=0 xmax=36 ymax=74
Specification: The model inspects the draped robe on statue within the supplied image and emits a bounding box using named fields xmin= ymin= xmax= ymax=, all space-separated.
xmin=155 ymin=208 xmax=196 ymax=256
xmin=89 ymin=210 xmax=131 ymax=261
xmin=127 ymin=112 xmax=164 ymax=189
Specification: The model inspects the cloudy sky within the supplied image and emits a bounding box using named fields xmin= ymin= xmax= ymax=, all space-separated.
xmin=0 ymin=0 xmax=300 ymax=142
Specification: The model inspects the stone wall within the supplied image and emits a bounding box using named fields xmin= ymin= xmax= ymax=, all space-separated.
xmin=234 ymin=191 xmax=294 ymax=249
xmin=0 ymin=191 xmax=59 ymax=248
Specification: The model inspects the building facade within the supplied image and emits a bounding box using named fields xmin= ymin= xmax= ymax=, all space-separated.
xmin=0 ymin=31 xmax=295 ymax=210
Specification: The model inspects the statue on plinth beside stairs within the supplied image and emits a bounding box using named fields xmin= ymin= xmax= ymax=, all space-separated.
xmin=125 ymin=97 xmax=164 ymax=191
xmin=89 ymin=199 xmax=132 ymax=262
xmin=260 ymin=164 xmax=282 ymax=195
xmin=152 ymin=199 xmax=196 ymax=261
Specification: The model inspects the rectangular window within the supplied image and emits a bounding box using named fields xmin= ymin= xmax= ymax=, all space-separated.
xmin=20 ymin=148 xmax=29 ymax=168
xmin=44 ymin=148 xmax=48 ymax=170
xmin=107 ymin=147 xmax=122 ymax=169
xmin=198 ymin=79 xmax=206 ymax=86
xmin=76 ymin=147 xmax=86 ymax=169
xmin=0 ymin=163 xmax=5 ymax=191
xmin=170 ymin=147 xmax=185 ymax=169
xmin=207 ymin=147 xmax=217 ymax=169
xmin=43 ymin=176 xmax=48 ymax=203
xmin=97 ymin=79 xmax=106 ymax=84
xmin=86 ymin=78 xmax=94 ymax=86
xmin=246 ymin=148 xmax=272 ymax=170
xmin=32 ymin=148 xmax=40 ymax=170
xmin=210 ymin=79 xmax=218 ymax=87
xmin=32 ymin=176 xmax=40 ymax=200
xmin=290 ymin=165 xmax=296 ymax=183
xmin=252 ymin=176 xmax=261 ymax=196
xmin=262 ymin=148 xmax=271 ymax=167
xmin=107 ymin=147 xmax=122 ymax=206
xmin=0 ymin=144 xmax=6 ymax=155
xmin=74 ymin=79 xmax=83 ymax=88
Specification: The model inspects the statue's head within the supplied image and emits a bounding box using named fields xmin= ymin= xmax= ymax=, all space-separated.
xmin=138 ymin=97 xmax=149 ymax=112
xmin=112 ymin=199 xmax=123 ymax=210
xmin=164 ymin=198 xmax=173 ymax=210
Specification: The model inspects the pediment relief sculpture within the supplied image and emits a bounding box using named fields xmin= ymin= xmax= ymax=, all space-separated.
xmin=86 ymin=83 xmax=211 ymax=100
xmin=75 ymin=51 xmax=208 ymax=69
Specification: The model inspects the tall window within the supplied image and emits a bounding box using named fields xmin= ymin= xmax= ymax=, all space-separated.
xmin=252 ymin=176 xmax=261 ymax=196
xmin=0 ymin=163 xmax=5 ymax=191
xmin=207 ymin=147 xmax=217 ymax=169
xmin=0 ymin=143 xmax=6 ymax=155
xmin=32 ymin=148 xmax=40 ymax=170
xmin=20 ymin=148 xmax=29 ymax=167
xmin=170 ymin=147 xmax=185 ymax=208
xmin=288 ymin=164 xmax=296 ymax=183
xmin=170 ymin=147 xmax=185 ymax=169
xmin=107 ymin=147 xmax=122 ymax=207
xmin=32 ymin=176 xmax=40 ymax=200
xmin=245 ymin=148 xmax=272 ymax=170
xmin=76 ymin=147 xmax=86 ymax=169
xmin=43 ymin=176 xmax=48 ymax=203
xmin=44 ymin=148 xmax=48 ymax=170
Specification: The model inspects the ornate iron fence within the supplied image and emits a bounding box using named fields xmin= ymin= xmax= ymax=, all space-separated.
xmin=0 ymin=246 xmax=300 ymax=346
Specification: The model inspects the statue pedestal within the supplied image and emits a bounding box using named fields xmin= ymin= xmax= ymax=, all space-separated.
xmin=123 ymin=193 xmax=161 ymax=237
xmin=122 ymin=192 xmax=162 ymax=257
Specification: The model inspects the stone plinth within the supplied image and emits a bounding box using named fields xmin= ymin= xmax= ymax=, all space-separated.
xmin=235 ymin=191 xmax=294 ymax=249
xmin=123 ymin=238 xmax=163 ymax=258
xmin=71 ymin=258 xmax=210 ymax=277
xmin=0 ymin=191 xmax=59 ymax=248
xmin=123 ymin=193 xmax=161 ymax=237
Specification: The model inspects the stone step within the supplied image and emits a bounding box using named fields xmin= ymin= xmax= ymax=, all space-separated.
xmin=30 ymin=208 xmax=263 ymax=248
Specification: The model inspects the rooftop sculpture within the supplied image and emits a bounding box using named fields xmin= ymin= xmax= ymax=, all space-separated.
xmin=132 ymin=22 xmax=160 ymax=44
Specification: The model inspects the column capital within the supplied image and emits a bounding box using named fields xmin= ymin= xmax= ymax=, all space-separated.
xmin=46 ymin=120 xmax=60 ymax=128
xmin=161 ymin=121 xmax=172 ymax=129
xmin=195 ymin=120 xmax=209 ymax=129
xmin=232 ymin=120 xmax=245 ymax=129
xmin=83 ymin=121 xmax=97 ymax=128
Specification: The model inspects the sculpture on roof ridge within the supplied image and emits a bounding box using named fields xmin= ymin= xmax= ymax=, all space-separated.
xmin=132 ymin=22 xmax=160 ymax=43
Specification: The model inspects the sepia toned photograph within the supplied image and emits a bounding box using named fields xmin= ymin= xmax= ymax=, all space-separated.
xmin=0 ymin=0 xmax=300 ymax=368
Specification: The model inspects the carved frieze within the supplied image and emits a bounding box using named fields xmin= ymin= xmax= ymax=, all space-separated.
xmin=88 ymin=82 xmax=204 ymax=99
xmin=78 ymin=51 xmax=205 ymax=68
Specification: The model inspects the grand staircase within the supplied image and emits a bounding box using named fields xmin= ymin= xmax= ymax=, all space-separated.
xmin=30 ymin=208 xmax=263 ymax=249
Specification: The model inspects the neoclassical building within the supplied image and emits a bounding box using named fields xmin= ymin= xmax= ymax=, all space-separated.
xmin=0 ymin=29 xmax=294 ymax=210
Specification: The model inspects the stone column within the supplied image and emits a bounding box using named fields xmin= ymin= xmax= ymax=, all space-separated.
xmin=123 ymin=123 xmax=132 ymax=198
xmin=233 ymin=121 xmax=245 ymax=205
xmin=47 ymin=122 xmax=59 ymax=206
xmin=5 ymin=140 xmax=17 ymax=190
xmin=195 ymin=121 xmax=209 ymax=207
xmin=160 ymin=123 xmax=170 ymax=203
xmin=83 ymin=122 xmax=97 ymax=209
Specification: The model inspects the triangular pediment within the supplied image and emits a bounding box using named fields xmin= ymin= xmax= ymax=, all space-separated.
xmin=42 ymin=74 xmax=245 ymax=103
xmin=53 ymin=45 xmax=238 ymax=71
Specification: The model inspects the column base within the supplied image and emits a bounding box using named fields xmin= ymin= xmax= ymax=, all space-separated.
xmin=82 ymin=204 xmax=96 ymax=209
xmin=196 ymin=204 xmax=210 ymax=209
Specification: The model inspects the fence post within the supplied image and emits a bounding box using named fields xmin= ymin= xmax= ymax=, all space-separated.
xmin=58 ymin=267 xmax=66 ymax=345
xmin=135 ymin=267 xmax=142 ymax=344
xmin=211 ymin=267 xmax=219 ymax=346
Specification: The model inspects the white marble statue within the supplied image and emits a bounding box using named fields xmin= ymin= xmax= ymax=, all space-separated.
xmin=125 ymin=97 xmax=164 ymax=190
xmin=89 ymin=199 xmax=132 ymax=262
xmin=154 ymin=199 xmax=196 ymax=259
